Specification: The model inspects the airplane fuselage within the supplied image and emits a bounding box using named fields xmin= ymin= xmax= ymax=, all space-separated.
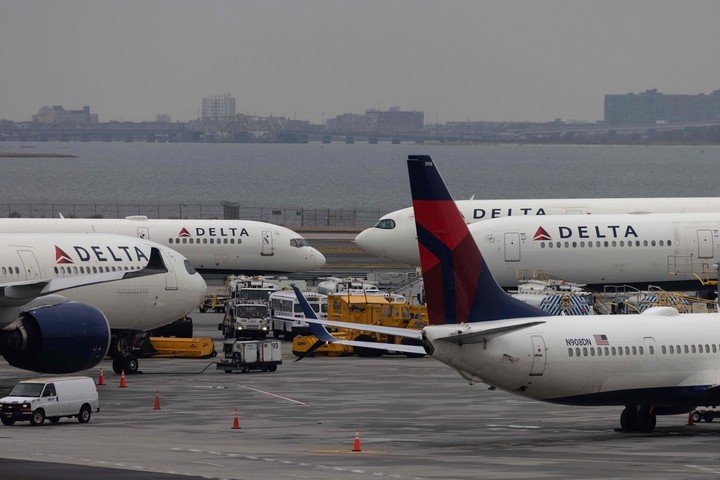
xmin=0 ymin=218 xmax=325 ymax=273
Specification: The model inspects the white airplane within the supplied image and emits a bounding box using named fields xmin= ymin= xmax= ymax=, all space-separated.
xmin=468 ymin=212 xmax=720 ymax=290
xmin=0 ymin=233 xmax=206 ymax=375
xmin=355 ymin=185 xmax=720 ymax=266
xmin=290 ymin=155 xmax=720 ymax=433
xmin=0 ymin=217 xmax=325 ymax=273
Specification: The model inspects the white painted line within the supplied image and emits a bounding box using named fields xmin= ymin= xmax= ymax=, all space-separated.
xmin=192 ymin=461 xmax=225 ymax=467
xmin=686 ymin=464 xmax=720 ymax=474
xmin=237 ymin=384 xmax=309 ymax=406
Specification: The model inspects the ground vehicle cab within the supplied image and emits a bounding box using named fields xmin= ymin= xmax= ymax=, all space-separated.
xmin=0 ymin=376 xmax=99 ymax=426
xmin=270 ymin=290 xmax=327 ymax=340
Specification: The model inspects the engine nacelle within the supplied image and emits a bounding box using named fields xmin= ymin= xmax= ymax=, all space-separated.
xmin=0 ymin=302 xmax=110 ymax=374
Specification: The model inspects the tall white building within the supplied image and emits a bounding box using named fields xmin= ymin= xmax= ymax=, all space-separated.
xmin=201 ymin=93 xmax=236 ymax=120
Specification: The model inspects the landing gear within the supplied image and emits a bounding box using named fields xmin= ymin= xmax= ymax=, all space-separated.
xmin=110 ymin=331 xmax=144 ymax=375
xmin=620 ymin=405 xmax=656 ymax=432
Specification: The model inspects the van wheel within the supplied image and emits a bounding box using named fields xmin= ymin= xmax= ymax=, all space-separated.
xmin=1 ymin=417 xmax=15 ymax=426
xmin=268 ymin=364 xmax=277 ymax=372
xmin=78 ymin=405 xmax=91 ymax=424
xmin=49 ymin=417 xmax=61 ymax=424
xmin=30 ymin=409 xmax=45 ymax=426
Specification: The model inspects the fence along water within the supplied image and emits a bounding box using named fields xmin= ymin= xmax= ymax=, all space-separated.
xmin=1 ymin=203 xmax=383 ymax=228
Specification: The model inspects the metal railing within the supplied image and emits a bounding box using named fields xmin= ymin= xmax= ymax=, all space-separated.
xmin=0 ymin=203 xmax=385 ymax=228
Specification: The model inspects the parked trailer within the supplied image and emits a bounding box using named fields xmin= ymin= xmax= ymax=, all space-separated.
xmin=217 ymin=339 xmax=282 ymax=373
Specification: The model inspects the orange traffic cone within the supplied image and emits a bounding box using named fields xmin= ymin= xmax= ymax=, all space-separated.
xmin=231 ymin=408 xmax=241 ymax=429
xmin=97 ymin=368 xmax=105 ymax=386
xmin=153 ymin=391 xmax=161 ymax=410
xmin=687 ymin=412 xmax=695 ymax=426
xmin=119 ymin=370 xmax=127 ymax=388
xmin=352 ymin=429 xmax=361 ymax=452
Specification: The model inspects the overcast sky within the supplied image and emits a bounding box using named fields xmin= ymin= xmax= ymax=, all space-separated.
xmin=1 ymin=0 xmax=719 ymax=123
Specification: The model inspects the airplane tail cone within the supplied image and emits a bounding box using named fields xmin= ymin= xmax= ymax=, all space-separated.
xmin=232 ymin=408 xmax=241 ymax=429
xmin=97 ymin=368 xmax=105 ymax=386
xmin=687 ymin=411 xmax=696 ymax=426
xmin=119 ymin=370 xmax=127 ymax=388
xmin=352 ymin=429 xmax=362 ymax=452
xmin=153 ymin=391 xmax=161 ymax=410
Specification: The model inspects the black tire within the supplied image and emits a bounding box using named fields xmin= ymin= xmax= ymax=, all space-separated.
xmin=30 ymin=409 xmax=45 ymax=426
xmin=268 ymin=364 xmax=277 ymax=372
xmin=224 ymin=370 xmax=232 ymax=374
xmin=261 ymin=367 xmax=268 ymax=372
xmin=273 ymin=330 xmax=282 ymax=339
xmin=112 ymin=356 xmax=123 ymax=374
xmin=1 ymin=417 xmax=15 ymax=426
xmin=241 ymin=366 xmax=249 ymax=373
xmin=49 ymin=417 xmax=60 ymax=424
xmin=707 ymin=416 xmax=714 ymax=423
xmin=692 ymin=412 xmax=702 ymax=423
xmin=620 ymin=406 xmax=636 ymax=432
xmin=125 ymin=356 xmax=139 ymax=374
xmin=636 ymin=406 xmax=656 ymax=433
xmin=78 ymin=404 xmax=91 ymax=424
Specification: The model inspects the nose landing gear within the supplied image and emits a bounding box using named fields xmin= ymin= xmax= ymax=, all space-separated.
xmin=620 ymin=405 xmax=656 ymax=432
xmin=109 ymin=332 xmax=143 ymax=374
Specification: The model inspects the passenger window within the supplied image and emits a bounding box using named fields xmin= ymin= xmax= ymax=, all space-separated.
xmin=604 ymin=347 xmax=609 ymax=356
xmin=169 ymin=238 xmax=173 ymax=243
xmin=182 ymin=238 xmax=187 ymax=244
xmin=643 ymin=240 xmax=648 ymax=246
xmin=632 ymin=346 xmax=637 ymax=355
xmin=639 ymin=346 xmax=644 ymax=355
xmin=583 ymin=347 xmax=588 ymax=356
xmin=699 ymin=345 xmax=704 ymax=353
xmin=617 ymin=347 xmax=623 ymax=356
xmin=53 ymin=267 xmax=57 ymax=274
xmin=677 ymin=345 xmax=681 ymax=354
xmin=706 ymin=344 xmax=710 ymax=352
xmin=595 ymin=241 xmax=600 ymax=247
xmin=210 ymin=239 xmax=214 ymax=244
xmin=60 ymin=267 xmax=65 ymax=274
xmin=661 ymin=346 xmax=666 ymax=354
xmin=669 ymin=345 xmax=674 ymax=354
xmin=611 ymin=347 xmax=616 ymax=355
xmin=590 ymin=347 xmax=595 ymax=356
xmin=659 ymin=240 xmax=664 ymax=246
xmin=651 ymin=240 xmax=656 ymax=246
xmin=237 ymin=239 xmax=242 ymax=244
xmin=588 ymin=242 xmax=592 ymax=248
xmin=619 ymin=241 xmax=624 ymax=247
xmin=611 ymin=241 xmax=617 ymax=247
xmin=572 ymin=241 xmax=577 ymax=248
xmin=93 ymin=267 xmax=98 ymax=273
xmin=230 ymin=239 xmax=235 ymax=244
xmin=684 ymin=345 xmax=689 ymax=354
xmin=648 ymin=346 xmax=652 ymax=354
xmin=636 ymin=241 xmax=641 ymax=246
xmin=556 ymin=242 xmax=561 ymax=248
xmin=597 ymin=348 xmax=602 ymax=357
xmin=667 ymin=240 xmax=672 ymax=246
xmin=713 ymin=345 xmax=717 ymax=353
xmin=568 ymin=348 xmax=573 ymax=357
xmin=691 ymin=345 xmax=696 ymax=354
xmin=580 ymin=241 xmax=585 ymax=247
xmin=15 ymin=267 xmax=19 ymax=274
xmin=624 ymin=347 xmax=630 ymax=355
xmin=540 ymin=242 xmax=545 ymax=248
xmin=189 ymin=238 xmax=193 ymax=244
xmin=604 ymin=241 xmax=609 ymax=247
xmin=564 ymin=242 xmax=569 ymax=248
xmin=575 ymin=347 xmax=580 ymax=357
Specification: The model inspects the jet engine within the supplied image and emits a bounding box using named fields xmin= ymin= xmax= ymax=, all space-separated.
xmin=0 ymin=302 xmax=110 ymax=374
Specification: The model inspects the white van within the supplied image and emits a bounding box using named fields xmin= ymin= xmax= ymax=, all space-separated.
xmin=0 ymin=376 xmax=99 ymax=426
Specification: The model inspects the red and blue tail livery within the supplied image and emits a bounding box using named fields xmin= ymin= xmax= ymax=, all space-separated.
xmin=407 ymin=155 xmax=545 ymax=325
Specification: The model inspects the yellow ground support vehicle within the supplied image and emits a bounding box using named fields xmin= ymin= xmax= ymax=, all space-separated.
xmin=291 ymin=292 xmax=427 ymax=358
xmin=140 ymin=337 xmax=217 ymax=358
xmin=199 ymin=289 xmax=229 ymax=313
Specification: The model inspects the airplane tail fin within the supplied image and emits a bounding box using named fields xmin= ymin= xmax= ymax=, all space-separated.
xmin=407 ymin=155 xmax=545 ymax=325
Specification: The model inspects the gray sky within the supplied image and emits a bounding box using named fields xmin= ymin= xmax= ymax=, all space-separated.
xmin=1 ymin=0 xmax=719 ymax=123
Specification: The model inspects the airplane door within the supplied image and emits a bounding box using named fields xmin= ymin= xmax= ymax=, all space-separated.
xmin=137 ymin=227 xmax=150 ymax=240
xmin=261 ymin=230 xmax=274 ymax=256
xmin=529 ymin=335 xmax=546 ymax=376
xmin=17 ymin=250 xmax=41 ymax=281
xmin=164 ymin=253 xmax=178 ymax=290
xmin=697 ymin=229 xmax=713 ymax=258
xmin=504 ymin=233 xmax=521 ymax=262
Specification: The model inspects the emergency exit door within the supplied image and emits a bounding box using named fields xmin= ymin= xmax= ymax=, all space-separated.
xmin=261 ymin=230 xmax=274 ymax=256
xmin=504 ymin=233 xmax=521 ymax=262
xmin=697 ymin=229 xmax=714 ymax=258
xmin=17 ymin=250 xmax=41 ymax=281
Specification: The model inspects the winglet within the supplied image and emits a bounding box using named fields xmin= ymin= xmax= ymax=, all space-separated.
xmin=124 ymin=247 xmax=168 ymax=279
xmin=407 ymin=155 xmax=545 ymax=325
xmin=291 ymin=286 xmax=336 ymax=343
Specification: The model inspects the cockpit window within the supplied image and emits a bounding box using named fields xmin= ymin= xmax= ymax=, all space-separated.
xmin=184 ymin=259 xmax=197 ymax=274
xmin=375 ymin=219 xmax=396 ymax=229
xmin=290 ymin=238 xmax=310 ymax=248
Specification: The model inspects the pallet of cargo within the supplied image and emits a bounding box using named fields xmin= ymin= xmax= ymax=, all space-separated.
xmin=217 ymin=339 xmax=282 ymax=373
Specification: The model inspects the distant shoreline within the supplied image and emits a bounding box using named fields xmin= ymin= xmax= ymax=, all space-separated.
xmin=0 ymin=152 xmax=78 ymax=158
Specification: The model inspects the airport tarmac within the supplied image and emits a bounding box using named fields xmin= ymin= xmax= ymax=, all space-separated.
xmin=2 ymin=312 xmax=720 ymax=479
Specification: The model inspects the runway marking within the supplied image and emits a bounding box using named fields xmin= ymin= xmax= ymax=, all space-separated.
xmin=487 ymin=424 xmax=540 ymax=429
xmin=237 ymin=385 xmax=309 ymax=406
xmin=192 ymin=461 xmax=225 ymax=467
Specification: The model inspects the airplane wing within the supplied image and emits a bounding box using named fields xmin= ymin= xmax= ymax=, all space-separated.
xmin=0 ymin=247 xmax=168 ymax=307
xmin=282 ymin=287 xmax=426 ymax=356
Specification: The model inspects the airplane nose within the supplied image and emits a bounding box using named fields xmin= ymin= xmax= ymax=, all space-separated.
xmin=311 ymin=248 xmax=326 ymax=269
xmin=354 ymin=228 xmax=371 ymax=251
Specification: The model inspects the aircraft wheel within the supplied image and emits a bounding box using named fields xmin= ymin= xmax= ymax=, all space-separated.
xmin=112 ymin=357 xmax=123 ymax=374
xmin=124 ymin=356 xmax=139 ymax=374
xmin=620 ymin=406 xmax=636 ymax=432
xmin=635 ymin=406 xmax=656 ymax=433
xmin=692 ymin=411 xmax=703 ymax=423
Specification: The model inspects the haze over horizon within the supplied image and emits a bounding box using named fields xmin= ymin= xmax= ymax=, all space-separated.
xmin=1 ymin=0 xmax=719 ymax=124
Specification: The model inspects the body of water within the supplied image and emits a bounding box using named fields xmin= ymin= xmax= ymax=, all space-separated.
xmin=0 ymin=142 xmax=717 ymax=212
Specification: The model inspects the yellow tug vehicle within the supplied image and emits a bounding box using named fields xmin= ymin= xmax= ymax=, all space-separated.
xmin=292 ymin=291 xmax=428 ymax=358
xmin=142 ymin=337 xmax=217 ymax=359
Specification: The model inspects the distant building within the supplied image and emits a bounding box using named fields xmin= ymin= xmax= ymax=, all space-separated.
xmin=201 ymin=93 xmax=236 ymax=120
xmin=32 ymin=105 xmax=98 ymax=125
xmin=326 ymin=107 xmax=424 ymax=133
xmin=155 ymin=114 xmax=172 ymax=123
xmin=605 ymin=89 xmax=720 ymax=125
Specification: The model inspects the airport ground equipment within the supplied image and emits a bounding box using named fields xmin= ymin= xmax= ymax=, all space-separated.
xmin=291 ymin=291 xmax=426 ymax=357
xmin=217 ymin=339 xmax=282 ymax=373
xmin=690 ymin=409 xmax=720 ymax=423
xmin=228 ymin=275 xmax=278 ymax=303
xmin=219 ymin=302 xmax=271 ymax=339
xmin=139 ymin=337 xmax=216 ymax=358
xmin=270 ymin=290 xmax=327 ymax=340
xmin=199 ymin=290 xmax=229 ymax=313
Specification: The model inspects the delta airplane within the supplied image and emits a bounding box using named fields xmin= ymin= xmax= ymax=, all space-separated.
xmin=0 ymin=218 xmax=325 ymax=273
xmin=0 ymin=233 xmax=206 ymax=375
xmin=355 ymin=170 xmax=720 ymax=266
xmin=289 ymin=156 xmax=720 ymax=433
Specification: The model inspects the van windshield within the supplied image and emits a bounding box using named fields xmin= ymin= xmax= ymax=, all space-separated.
xmin=9 ymin=383 xmax=44 ymax=397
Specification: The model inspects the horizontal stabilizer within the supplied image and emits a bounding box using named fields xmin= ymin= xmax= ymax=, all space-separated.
xmin=430 ymin=319 xmax=547 ymax=345
xmin=274 ymin=314 xmax=423 ymax=340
